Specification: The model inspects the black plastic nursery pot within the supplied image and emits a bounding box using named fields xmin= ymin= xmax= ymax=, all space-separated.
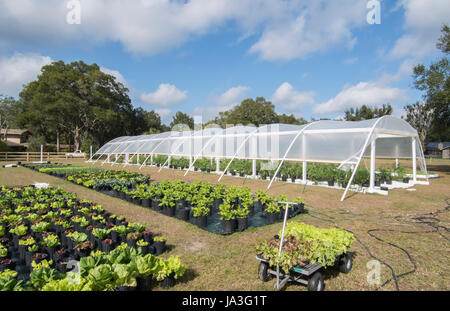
xmin=281 ymin=175 xmax=287 ymax=182
xmin=197 ymin=215 xmax=208 ymax=228
xmin=136 ymin=276 xmax=153 ymax=291
xmin=327 ymin=180 xmax=335 ymax=187
xmin=237 ymin=217 xmax=248 ymax=231
xmin=266 ymin=212 xmax=280 ymax=224
xmin=176 ymin=208 xmax=190 ymax=221
xmin=142 ymin=198 xmax=150 ymax=207
xmin=153 ymin=241 xmax=166 ymax=255
xmin=175 ymin=199 xmax=185 ymax=209
xmin=160 ymin=275 xmax=175 ymax=289
xmin=151 ymin=199 xmax=160 ymax=210
xmin=163 ymin=206 xmax=176 ymax=217
xmin=403 ymin=177 xmax=410 ymax=183
xmin=222 ymin=219 xmax=237 ymax=234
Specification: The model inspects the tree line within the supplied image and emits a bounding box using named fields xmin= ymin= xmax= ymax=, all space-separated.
xmin=0 ymin=25 xmax=448 ymax=151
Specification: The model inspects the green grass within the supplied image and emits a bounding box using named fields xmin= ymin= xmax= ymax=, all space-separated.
xmin=1 ymin=159 xmax=449 ymax=291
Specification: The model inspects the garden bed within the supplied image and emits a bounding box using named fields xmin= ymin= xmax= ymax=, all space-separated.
xmin=0 ymin=185 xmax=186 ymax=291
xmin=23 ymin=164 xmax=307 ymax=235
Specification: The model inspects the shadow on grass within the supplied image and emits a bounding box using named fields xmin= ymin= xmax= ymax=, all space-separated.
xmin=177 ymin=268 xmax=199 ymax=284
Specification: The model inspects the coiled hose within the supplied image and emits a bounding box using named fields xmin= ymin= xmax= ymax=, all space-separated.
xmin=303 ymin=198 xmax=450 ymax=291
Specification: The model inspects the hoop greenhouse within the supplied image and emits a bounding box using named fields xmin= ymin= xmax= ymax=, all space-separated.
xmin=89 ymin=116 xmax=429 ymax=201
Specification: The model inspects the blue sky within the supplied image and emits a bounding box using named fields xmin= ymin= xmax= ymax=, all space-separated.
xmin=0 ymin=0 xmax=448 ymax=124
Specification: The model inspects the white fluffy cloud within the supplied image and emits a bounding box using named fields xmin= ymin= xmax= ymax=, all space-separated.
xmin=215 ymin=86 xmax=250 ymax=108
xmin=140 ymin=83 xmax=187 ymax=107
xmin=100 ymin=67 xmax=127 ymax=86
xmin=154 ymin=108 xmax=173 ymax=123
xmin=249 ymin=1 xmax=366 ymax=60
xmin=313 ymin=82 xmax=408 ymax=114
xmin=193 ymin=86 xmax=250 ymax=121
xmin=0 ymin=53 xmax=52 ymax=96
xmin=0 ymin=0 xmax=367 ymax=60
xmin=390 ymin=0 xmax=450 ymax=58
xmin=271 ymin=82 xmax=315 ymax=112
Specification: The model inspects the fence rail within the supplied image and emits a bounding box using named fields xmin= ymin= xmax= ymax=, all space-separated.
xmin=0 ymin=152 xmax=85 ymax=161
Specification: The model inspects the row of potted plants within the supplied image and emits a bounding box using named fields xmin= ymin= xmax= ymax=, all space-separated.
xmin=0 ymin=244 xmax=185 ymax=291
xmin=0 ymin=185 xmax=178 ymax=289
xmin=113 ymin=180 xmax=306 ymax=235
xmin=27 ymin=164 xmax=307 ymax=234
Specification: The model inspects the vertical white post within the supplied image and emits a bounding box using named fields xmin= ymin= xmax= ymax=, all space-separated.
xmin=252 ymin=159 xmax=256 ymax=178
xmin=370 ymin=139 xmax=376 ymax=190
xmin=216 ymin=158 xmax=220 ymax=172
xmin=150 ymin=154 xmax=153 ymax=165
xmin=137 ymin=153 xmax=139 ymax=165
xmin=395 ymin=158 xmax=399 ymax=169
xmin=189 ymin=156 xmax=193 ymax=169
xmin=90 ymin=145 xmax=92 ymax=160
xmin=302 ymin=161 xmax=307 ymax=184
xmin=40 ymin=145 xmax=43 ymax=162
xmin=412 ymin=137 xmax=417 ymax=182
xmin=125 ymin=153 xmax=129 ymax=164
xmin=168 ymin=155 xmax=171 ymax=167
xmin=115 ymin=154 xmax=118 ymax=162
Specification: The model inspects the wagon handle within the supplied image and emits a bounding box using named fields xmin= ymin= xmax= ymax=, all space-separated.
xmin=275 ymin=201 xmax=291 ymax=290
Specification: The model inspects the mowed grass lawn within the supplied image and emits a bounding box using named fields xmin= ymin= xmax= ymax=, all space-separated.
xmin=1 ymin=158 xmax=449 ymax=291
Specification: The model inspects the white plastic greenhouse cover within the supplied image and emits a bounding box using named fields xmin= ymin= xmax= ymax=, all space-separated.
xmin=90 ymin=116 xmax=428 ymax=200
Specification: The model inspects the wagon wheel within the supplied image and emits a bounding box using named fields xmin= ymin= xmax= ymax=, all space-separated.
xmin=307 ymin=271 xmax=324 ymax=291
xmin=258 ymin=262 xmax=271 ymax=282
xmin=338 ymin=253 xmax=353 ymax=274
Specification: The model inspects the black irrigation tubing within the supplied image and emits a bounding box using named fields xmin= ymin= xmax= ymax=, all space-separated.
xmin=303 ymin=198 xmax=450 ymax=291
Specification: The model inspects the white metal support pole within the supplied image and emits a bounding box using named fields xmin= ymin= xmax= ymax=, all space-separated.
xmin=106 ymin=154 xmax=110 ymax=163
xmin=302 ymin=161 xmax=307 ymax=184
xmin=275 ymin=202 xmax=290 ymax=290
xmin=115 ymin=154 xmax=118 ymax=161
xmin=90 ymin=145 xmax=92 ymax=160
xmin=40 ymin=145 xmax=43 ymax=162
xmin=168 ymin=155 xmax=171 ymax=167
xmin=369 ymin=139 xmax=376 ymax=191
xmin=395 ymin=158 xmax=399 ymax=169
xmin=267 ymin=123 xmax=315 ymax=190
xmin=412 ymin=137 xmax=417 ymax=182
xmin=137 ymin=154 xmax=139 ymax=165
xmin=189 ymin=156 xmax=193 ymax=169
xmin=150 ymin=154 xmax=153 ymax=166
xmin=340 ymin=116 xmax=386 ymax=201
xmin=125 ymin=153 xmax=129 ymax=164
xmin=252 ymin=159 xmax=256 ymax=178
xmin=138 ymin=139 xmax=166 ymax=169
xmin=216 ymin=158 xmax=220 ymax=172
